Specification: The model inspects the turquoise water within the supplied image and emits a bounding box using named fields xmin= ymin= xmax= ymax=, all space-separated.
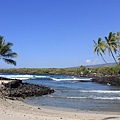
xmin=1 ymin=74 xmax=120 ymax=112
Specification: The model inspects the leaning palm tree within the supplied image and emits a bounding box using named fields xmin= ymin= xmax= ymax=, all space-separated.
xmin=0 ymin=36 xmax=18 ymax=66
xmin=105 ymin=32 xmax=118 ymax=65
xmin=93 ymin=38 xmax=109 ymax=66
xmin=116 ymin=32 xmax=120 ymax=64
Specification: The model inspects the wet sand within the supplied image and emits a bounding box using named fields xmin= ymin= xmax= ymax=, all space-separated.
xmin=0 ymin=98 xmax=120 ymax=120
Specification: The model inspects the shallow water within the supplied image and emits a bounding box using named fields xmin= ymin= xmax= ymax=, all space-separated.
xmin=22 ymin=74 xmax=120 ymax=112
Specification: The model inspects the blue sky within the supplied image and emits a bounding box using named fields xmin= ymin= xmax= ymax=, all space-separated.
xmin=0 ymin=0 xmax=120 ymax=68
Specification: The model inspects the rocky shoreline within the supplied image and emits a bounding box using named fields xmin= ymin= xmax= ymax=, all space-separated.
xmin=0 ymin=77 xmax=54 ymax=100
xmin=92 ymin=76 xmax=120 ymax=86
xmin=0 ymin=76 xmax=120 ymax=100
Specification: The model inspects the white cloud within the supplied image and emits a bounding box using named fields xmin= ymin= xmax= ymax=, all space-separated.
xmin=86 ymin=59 xmax=92 ymax=64
xmin=86 ymin=59 xmax=99 ymax=65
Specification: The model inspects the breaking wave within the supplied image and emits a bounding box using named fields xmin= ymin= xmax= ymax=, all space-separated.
xmin=49 ymin=95 xmax=120 ymax=100
xmin=51 ymin=77 xmax=92 ymax=81
xmin=79 ymin=90 xmax=120 ymax=94
xmin=0 ymin=74 xmax=92 ymax=81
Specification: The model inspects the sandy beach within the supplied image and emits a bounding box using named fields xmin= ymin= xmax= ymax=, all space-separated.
xmin=0 ymin=98 xmax=120 ymax=120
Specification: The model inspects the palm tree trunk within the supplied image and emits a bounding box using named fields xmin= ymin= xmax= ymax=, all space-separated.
xmin=110 ymin=50 xmax=118 ymax=65
xmin=100 ymin=53 xmax=109 ymax=66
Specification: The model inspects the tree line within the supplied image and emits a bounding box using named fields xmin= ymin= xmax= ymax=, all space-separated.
xmin=0 ymin=65 xmax=120 ymax=77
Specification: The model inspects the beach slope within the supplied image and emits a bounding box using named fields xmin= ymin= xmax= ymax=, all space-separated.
xmin=0 ymin=98 xmax=120 ymax=120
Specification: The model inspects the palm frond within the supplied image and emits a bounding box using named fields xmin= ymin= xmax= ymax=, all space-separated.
xmin=98 ymin=38 xmax=102 ymax=44
xmin=0 ymin=36 xmax=4 ymax=45
xmin=0 ymin=35 xmax=18 ymax=66
xmin=3 ymin=52 xmax=18 ymax=58
xmin=6 ymin=42 xmax=13 ymax=48
xmin=2 ymin=58 xmax=17 ymax=66
xmin=93 ymin=40 xmax=97 ymax=44
xmin=105 ymin=36 xmax=108 ymax=42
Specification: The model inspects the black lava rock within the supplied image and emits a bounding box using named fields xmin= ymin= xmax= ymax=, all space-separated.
xmin=92 ymin=76 xmax=120 ymax=86
xmin=0 ymin=80 xmax=54 ymax=99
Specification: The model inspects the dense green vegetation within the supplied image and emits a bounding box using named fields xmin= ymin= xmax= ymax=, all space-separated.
xmin=0 ymin=64 xmax=120 ymax=77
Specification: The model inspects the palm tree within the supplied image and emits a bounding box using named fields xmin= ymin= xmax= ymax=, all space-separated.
xmin=0 ymin=36 xmax=18 ymax=66
xmin=105 ymin=32 xmax=118 ymax=65
xmin=116 ymin=32 xmax=120 ymax=64
xmin=93 ymin=38 xmax=109 ymax=66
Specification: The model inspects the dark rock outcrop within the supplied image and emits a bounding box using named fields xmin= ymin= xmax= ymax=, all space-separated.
xmin=0 ymin=77 xmax=11 ymax=80
xmin=0 ymin=80 xmax=54 ymax=99
xmin=92 ymin=76 xmax=120 ymax=86
xmin=2 ymin=80 xmax=22 ymax=88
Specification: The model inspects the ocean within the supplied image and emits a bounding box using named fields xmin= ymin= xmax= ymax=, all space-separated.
xmin=1 ymin=74 xmax=120 ymax=112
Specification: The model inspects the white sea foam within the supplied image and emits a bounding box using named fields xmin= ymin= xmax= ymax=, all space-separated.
xmin=0 ymin=74 xmax=92 ymax=81
xmin=35 ymin=75 xmax=50 ymax=78
xmin=65 ymin=96 xmax=120 ymax=100
xmin=51 ymin=77 xmax=92 ymax=81
xmin=51 ymin=78 xmax=75 ymax=81
xmin=0 ymin=75 xmax=34 ymax=80
xmin=49 ymin=95 xmax=120 ymax=100
xmin=66 ymin=96 xmax=87 ymax=99
xmin=94 ymin=97 xmax=120 ymax=100
xmin=0 ymin=74 xmax=52 ymax=80
xmin=80 ymin=90 xmax=120 ymax=94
